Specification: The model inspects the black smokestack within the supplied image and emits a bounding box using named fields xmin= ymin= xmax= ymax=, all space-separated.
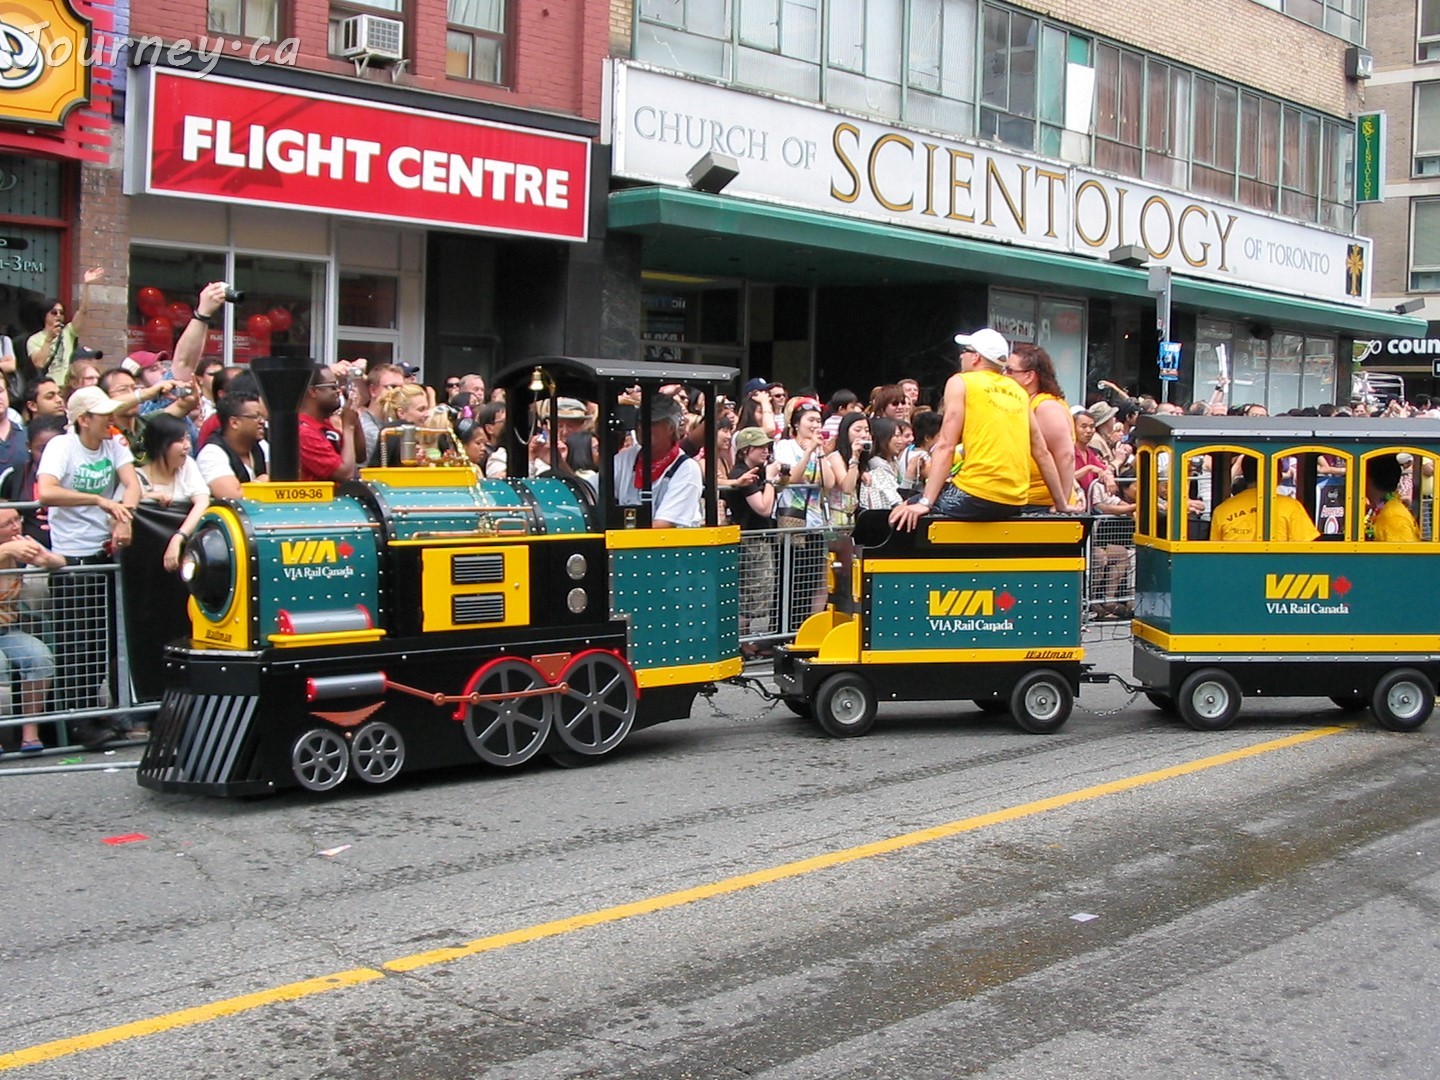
xmin=250 ymin=354 xmax=315 ymax=483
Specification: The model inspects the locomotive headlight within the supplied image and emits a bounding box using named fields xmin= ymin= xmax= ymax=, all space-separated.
xmin=185 ymin=523 xmax=235 ymax=614
xmin=566 ymin=588 xmax=588 ymax=614
xmin=566 ymin=553 xmax=587 ymax=580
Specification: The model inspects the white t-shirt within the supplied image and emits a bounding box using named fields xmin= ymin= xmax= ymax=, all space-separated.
xmin=196 ymin=439 xmax=269 ymax=490
xmin=614 ymin=445 xmax=702 ymax=527
xmin=38 ymin=432 xmax=134 ymax=557
xmin=139 ymin=456 xmax=209 ymax=504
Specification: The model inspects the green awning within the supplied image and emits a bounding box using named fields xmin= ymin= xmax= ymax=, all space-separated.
xmin=608 ymin=186 xmax=1427 ymax=339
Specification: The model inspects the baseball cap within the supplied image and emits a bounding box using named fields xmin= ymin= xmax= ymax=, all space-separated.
xmin=556 ymin=397 xmax=587 ymax=420
xmin=651 ymin=393 xmax=686 ymax=426
xmin=742 ymin=377 xmax=769 ymax=396
xmin=399 ymin=362 xmax=419 ymax=377
xmin=953 ymin=328 xmax=1010 ymax=363
xmin=734 ymin=427 xmax=774 ymax=450
xmin=66 ymin=386 xmax=123 ymax=424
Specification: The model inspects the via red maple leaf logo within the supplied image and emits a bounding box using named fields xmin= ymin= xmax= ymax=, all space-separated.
xmin=1331 ymin=576 xmax=1351 ymax=597
xmin=995 ymin=591 xmax=1017 ymax=612
xmin=338 ymin=541 xmax=354 ymax=558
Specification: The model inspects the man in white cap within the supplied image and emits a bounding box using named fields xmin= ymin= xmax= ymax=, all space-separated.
xmin=36 ymin=386 xmax=142 ymax=746
xmin=890 ymin=327 xmax=1068 ymax=529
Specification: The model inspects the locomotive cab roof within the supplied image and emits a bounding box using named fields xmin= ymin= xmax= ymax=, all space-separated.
xmin=1134 ymin=414 xmax=1440 ymax=446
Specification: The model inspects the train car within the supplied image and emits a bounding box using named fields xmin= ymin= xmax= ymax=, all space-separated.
xmin=1130 ymin=415 xmax=1440 ymax=732
xmin=138 ymin=355 xmax=741 ymax=795
xmin=773 ymin=512 xmax=1090 ymax=737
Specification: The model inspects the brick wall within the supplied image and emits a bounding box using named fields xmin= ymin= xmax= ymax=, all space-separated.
xmin=130 ymin=0 xmax=609 ymax=121
xmin=75 ymin=128 xmax=131 ymax=362
xmin=1013 ymin=0 xmax=1357 ymax=117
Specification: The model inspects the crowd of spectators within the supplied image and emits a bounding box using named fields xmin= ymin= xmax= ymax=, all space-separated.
xmin=2 ymin=276 xmax=1436 ymax=747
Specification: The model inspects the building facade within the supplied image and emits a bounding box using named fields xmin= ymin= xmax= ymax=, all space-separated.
xmin=604 ymin=0 xmax=1422 ymax=409
xmin=62 ymin=0 xmax=613 ymax=383
xmin=1357 ymin=0 xmax=1440 ymax=392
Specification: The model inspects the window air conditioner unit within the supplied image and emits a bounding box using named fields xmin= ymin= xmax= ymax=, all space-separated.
xmin=339 ymin=14 xmax=404 ymax=62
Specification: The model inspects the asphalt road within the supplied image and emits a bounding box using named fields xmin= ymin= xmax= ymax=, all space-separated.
xmin=2 ymin=636 xmax=1438 ymax=1078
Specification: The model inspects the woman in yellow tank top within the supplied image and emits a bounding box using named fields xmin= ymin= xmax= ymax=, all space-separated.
xmin=1004 ymin=344 xmax=1078 ymax=509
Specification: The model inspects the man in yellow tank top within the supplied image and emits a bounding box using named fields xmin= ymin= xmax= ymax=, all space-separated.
xmin=891 ymin=328 xmax=1068 ymax=530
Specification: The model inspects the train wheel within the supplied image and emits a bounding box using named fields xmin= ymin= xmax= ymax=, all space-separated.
xmin=1371 ymin=668 xmax=1435 ymax=732
xmin=1145 ymin=692 xmax=1177 ymax=715
xmin=462 ymin=659 xmax=555 ymax=767
xmin=781 ymin=695 xmax=814 ymax=719
xmin=351 ymin=721 xmax=405 ymax=784
xmin=1329 ymin=694 xmax=1368 ymax=713
xmin=291 ymin=729 xmax=349 ymax=792
xmin=972 ymin=698 xmax=1009 ymax=715
xmin=1009 ymin=670 xmax=1073 ymax=734
xmin=1177 ymin=668 xmax=1242 ymax=731
xmin=554 ymin=652 xmax=637 ymax=756
xmin=814 ymin=673 xmax=876 ymax=738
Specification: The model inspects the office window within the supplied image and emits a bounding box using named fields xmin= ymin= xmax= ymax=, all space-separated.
xmin=827 ymin=0 xmax=903 ymax=117
xmin=1238 ymin=92 xmax=1281 ymax=211
xmin=1192 ymin=77 xmax=1239 ymax=200
xmin=1417 ymin=83 xmax=1440 ymax=176
xmin=208 ymin=0 xmax=279 ymax=38
xmin=1412 ymin=199 xmax=1440 ymax=291
xmin=1423 ymin=0 xmax=1440 ymax=61
xmin=1320 ymin=118 xmax=1353 ymax=229
xmin=1252 ymin=0 xmax=1362 ymax=44
xmin=1280 ymin=105 xmax=1320 ymax=220
xmin=1093 ymin=43 xmax=1142 ymax=177
xmin=447 ymin=0 xmax=505 ymax=82
xmin=907 ymin=0 xmax=977 ymax=133
xmin=979 ymin=5 xmax=1038 ymax=149
xmin=1143 ymin=60 xmax=1190 ymax=187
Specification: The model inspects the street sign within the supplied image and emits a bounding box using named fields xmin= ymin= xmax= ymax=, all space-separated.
xmin=1158 ymin=341 xmax=1181 ymax=382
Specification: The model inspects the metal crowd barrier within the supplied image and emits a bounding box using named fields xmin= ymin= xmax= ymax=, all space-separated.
xmin=1084 ymin=514 xmax=1136 ymax=626
xmin=0 ymin=561 xmax=157 ymax=757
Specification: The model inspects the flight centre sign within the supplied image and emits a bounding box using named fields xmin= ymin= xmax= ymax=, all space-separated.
xmin=127 ymin=67 xmax=590 ymax=241
xmin=609 ymin=62 xmax=1371 ymax=307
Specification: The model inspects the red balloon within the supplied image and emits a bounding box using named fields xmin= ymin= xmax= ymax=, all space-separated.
xmin=168 ymin=301 xmax=193 ymax=325
xmin=246 ymin=314 xmax=273 ymax=338
xmin=266 ymin=307 xmax=293 ymax=333
xmin=137 ymin=287 xmax=166 ymax=318
xmin=144 ymin=315 xmax=174 ymax=350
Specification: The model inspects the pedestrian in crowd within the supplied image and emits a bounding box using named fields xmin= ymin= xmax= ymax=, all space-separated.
xmin=0 ymin=330 xmax=17 ymax=402
xmin=299 ymin=364 xmax=363 ymax=483
xmin=868 ymin=384 xmax=908 ymax=422
xmin=613 ymin=394 xmax=701 ymax=528
xmin=197 ymin=393 xmax=268 ymax=499
xmin=1071 ymin=407 xmax=1107 ymax=509
xmin=1086 ymin=400 xmax=1123 ymax=469
xmin=367 ymin=383 xmax=453 ymax=466
xmin=27 ymin=268 xmax=102 ymax=390
xmin=565 ymin=429 xmax=601 ymax=492
xmin=739 ymin=379 xmax=780 ymax=440
xmin=820 ymin=388 xmax=861 ymax=444
xmin=138 ymin=414 xmax=210 ymax=572
xmin=900 ymin=407 xmax=941 ymax=497
xmin=527 ymin=397 xmax=587 ymax=478
xmin=193 ymin=357 xmax=225 ymax=428
xmin=774 ymin=398 xmax=827 ymax=532
xmin=0 ymin=377 xmax=27 ymax=479
xmin=473 ymin=402 xmax=508 ymax=478
xmin=1087 ymin=467 xmax=1138 ymax=618
xmin=443 ymin=375 xmax=462 ymax=398
xmin=0 ymin=505 xmax=63 ymax=754
xmin=21 ymin=378 xmax=64 ymax=427
xmin=36 ymin=386 xmax=140 ymax=746
xmin=824 ymin=410 xmax=870 ymax=527
xmin=898 ymin=377 xmax=921 ymax=411
xmin=890 ymin=328 xmax=1067 ymax=530
xmin=0 ymin=415 xmax=64 ymax=547
xmin=1006 ymin=343 xmax=1078 ymax=510
xmin=859 ymin=416 xmax=905 ymax=511
xmin=360 ymin=363 xmax=406 ymax=461
xmin=63 ymin=357 xmax=102 ymax=399
xmin=724 ymin=427 xmax=781 ymax=654
xmin=1365 ymin=454 xmax=1421 ymax=542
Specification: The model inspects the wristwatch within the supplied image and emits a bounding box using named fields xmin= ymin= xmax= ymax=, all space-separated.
xmin=914 ymin=496 xmax=931 ymax=508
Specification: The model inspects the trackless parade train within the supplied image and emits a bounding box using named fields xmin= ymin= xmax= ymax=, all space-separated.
xmin=138 ymin=359 xmax=1439 ymax=797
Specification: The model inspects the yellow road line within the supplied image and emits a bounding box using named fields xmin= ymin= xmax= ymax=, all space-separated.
xmin=0 ymin=725 xmax=1348 ymax=1071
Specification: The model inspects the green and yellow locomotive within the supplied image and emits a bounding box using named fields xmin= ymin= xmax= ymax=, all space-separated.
xmin=139 ymin=356 xmax=742 ymax=795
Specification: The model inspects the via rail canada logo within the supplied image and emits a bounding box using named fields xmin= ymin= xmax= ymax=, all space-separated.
xmin=927 ymin=588 xmax=1016 ymax=632
xmin=1264 ymin=573 xmax=1351 ymax=615
xmin=280 ymin=538 xmax=357 ymax=582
